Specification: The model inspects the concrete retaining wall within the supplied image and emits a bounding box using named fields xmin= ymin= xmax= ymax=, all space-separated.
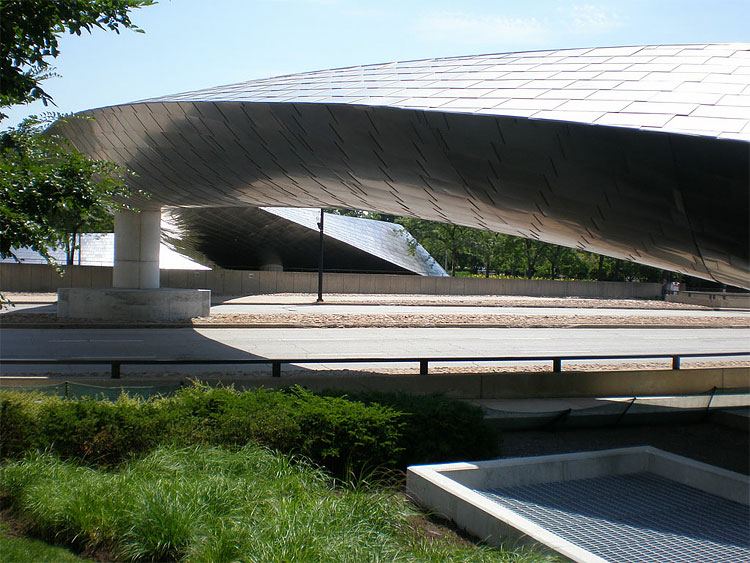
xmin=668 ymin=291 xmax=750 ymax=309
xmin=216 ymin=366 xmax=747 ymax=399
xmin=34 ymin=366 xmax=744 ymax=400
xmin=1 ymin=263 xmax=661 ymax=299
xmin=0 ymin=263 xmax=113 ymax=292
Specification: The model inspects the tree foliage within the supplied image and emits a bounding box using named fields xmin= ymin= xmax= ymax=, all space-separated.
xmin=0 ymin=0 xmax=154 ymax=118
xmin=381 ymin=214 xmax=666 ymax=282
xmin=0 ymin=118 xmax=132 ymax=263
xmin=0 ymin=0 xmax=153 ymax=269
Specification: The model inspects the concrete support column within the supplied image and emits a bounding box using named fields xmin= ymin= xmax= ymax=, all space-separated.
xmin=113 ymin=209 xmax=161 ymax=289
xmin=58 ymin=207 xmax=210 ymax=321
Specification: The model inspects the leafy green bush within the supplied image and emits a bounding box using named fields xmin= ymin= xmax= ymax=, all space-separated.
xmin=0 ymin=391 xmax=44 ymax=459
xmin=157 ymin=384 xmax=403 ymax=475
xmin=0 ymin=391 xmax=164 ymax=465
xmin=0 ymin=385 xmax=403 ymax=475
xmin=325 ymin=391 xmax=500 ymax=467
xmin=286 ymin=388 xmax=403 ymax=476
xmin=36 ymin=394 xmax=163 ymax=466
xmin=155 ymin=384 xmax=304 ymax=450
xmin=0 ymin=385 xmax=498 ymax=475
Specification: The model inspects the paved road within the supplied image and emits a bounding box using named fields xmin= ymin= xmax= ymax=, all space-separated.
xmin=2 ymin=326 xmax=748 ymax=376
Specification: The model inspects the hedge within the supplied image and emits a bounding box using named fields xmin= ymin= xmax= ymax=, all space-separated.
xmin=0 ymin=384 xmax=499 ymax=475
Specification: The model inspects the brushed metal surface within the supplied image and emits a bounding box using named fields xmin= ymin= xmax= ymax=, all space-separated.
xmin=163 ymin=207 xmax=446 ymax=275
xmin=54 ymin=44 xmax=750 ymax=288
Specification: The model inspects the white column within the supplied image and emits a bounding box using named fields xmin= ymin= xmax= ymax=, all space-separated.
xmin=113 ymin=209 xmax=161 ymax=289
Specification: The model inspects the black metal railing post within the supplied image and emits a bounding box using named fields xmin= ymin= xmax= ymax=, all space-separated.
xmin=2 ymin=351 xmax=747 ymax=380
xmin=704 ymin=386 xmax=718 ymax=417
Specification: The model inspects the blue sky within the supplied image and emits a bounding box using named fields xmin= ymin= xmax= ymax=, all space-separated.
xmin=3 ymin=0 xmax=749 ymax=127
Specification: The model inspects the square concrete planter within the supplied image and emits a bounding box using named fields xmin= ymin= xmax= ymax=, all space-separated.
xmin=407 ymin=447 xmax=749 ymax=562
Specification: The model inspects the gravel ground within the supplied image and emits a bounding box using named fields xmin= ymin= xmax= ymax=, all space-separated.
xmin=4 ymin=292 xmax=709 ymax=309
xmin=5 ymin=311 xmax=749 ymax=329
xmin=216 ymin=293 xmax=710 ymax=309
xmin=197 ymin=311 xmax=749 ymax=328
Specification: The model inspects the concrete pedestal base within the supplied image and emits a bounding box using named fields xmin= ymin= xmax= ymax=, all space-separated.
xmin=58 ymin=288 xmax=211 ymax=321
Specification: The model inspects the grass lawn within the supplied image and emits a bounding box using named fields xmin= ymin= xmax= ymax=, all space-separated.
xmin=1 ymin=445 xmax=559 ymax=562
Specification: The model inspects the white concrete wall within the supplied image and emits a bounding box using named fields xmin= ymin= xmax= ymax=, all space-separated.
xmin=1 ymin=263 xmax=662 ymax=299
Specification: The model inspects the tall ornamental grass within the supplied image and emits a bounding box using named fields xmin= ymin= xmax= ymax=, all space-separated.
xmin=1 ymin=446 xmax=557 ymax=563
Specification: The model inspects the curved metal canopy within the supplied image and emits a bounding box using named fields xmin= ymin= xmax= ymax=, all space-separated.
xmin=163 ymin=207 xmax=447 ymax=275
xmin=56 ymin=43 xmax=750 ymax=287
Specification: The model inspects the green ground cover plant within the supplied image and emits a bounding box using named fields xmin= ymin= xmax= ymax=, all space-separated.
xmin=0 ymin=446 xmax=556 ymax=562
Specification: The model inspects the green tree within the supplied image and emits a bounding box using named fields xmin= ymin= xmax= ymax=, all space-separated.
xmin=396 ymin=217 xmax=474 ymax=276
xmin=388 ymin=214 xmax=669 ymax=283
xmin=538 ymin=244 xmax=592 ymax=280
xmin=0 ymin=118 xmax=132 ymax=264
xmin=471 ymin=231 xmax=498 ymax=277
xmin=326 ymin=208 xmax=396 ymax=222
xmin=520 ymin=238 xmax=547 ymax=278
xmin=0 ymin=0 xmax=153 ymax=269
xmin=1 ymin=0 xmax=153 ymax=118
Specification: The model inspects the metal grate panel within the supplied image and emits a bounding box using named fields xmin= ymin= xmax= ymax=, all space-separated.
xmin=480 ymin=472 xmax=750 ymax=563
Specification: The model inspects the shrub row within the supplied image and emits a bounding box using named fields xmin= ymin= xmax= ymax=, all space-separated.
xmin=323 ymin=390 xmax=500 ymax=468
xmin=0 ymin=384 xmax=499 ymax=475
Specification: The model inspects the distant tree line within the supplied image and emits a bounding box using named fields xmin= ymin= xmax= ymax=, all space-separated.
xmin=327 ymin=208 xmax=677 ymax=284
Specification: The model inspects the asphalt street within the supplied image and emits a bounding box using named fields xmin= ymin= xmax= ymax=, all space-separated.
xmin=2 ymin=326 xmax=748 ymax=376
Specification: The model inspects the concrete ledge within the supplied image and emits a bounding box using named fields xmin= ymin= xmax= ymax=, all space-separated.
xmin=216 ymin=369 xmax=748 ymax=400
xmin=479 ymin=367 xmax=750 ymax=399
xmin=57 ymin=288 xmax=210 ymax=321
xmin=209 ymin=369 xmax=749 ymax=400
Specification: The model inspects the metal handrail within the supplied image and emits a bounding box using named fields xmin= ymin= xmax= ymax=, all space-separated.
xmin=2 ymin=351 xmax=748 ymax=379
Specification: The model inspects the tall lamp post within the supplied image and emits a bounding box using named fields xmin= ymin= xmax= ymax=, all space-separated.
xmin=316 ymin=208 xmax=325 ymax=303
